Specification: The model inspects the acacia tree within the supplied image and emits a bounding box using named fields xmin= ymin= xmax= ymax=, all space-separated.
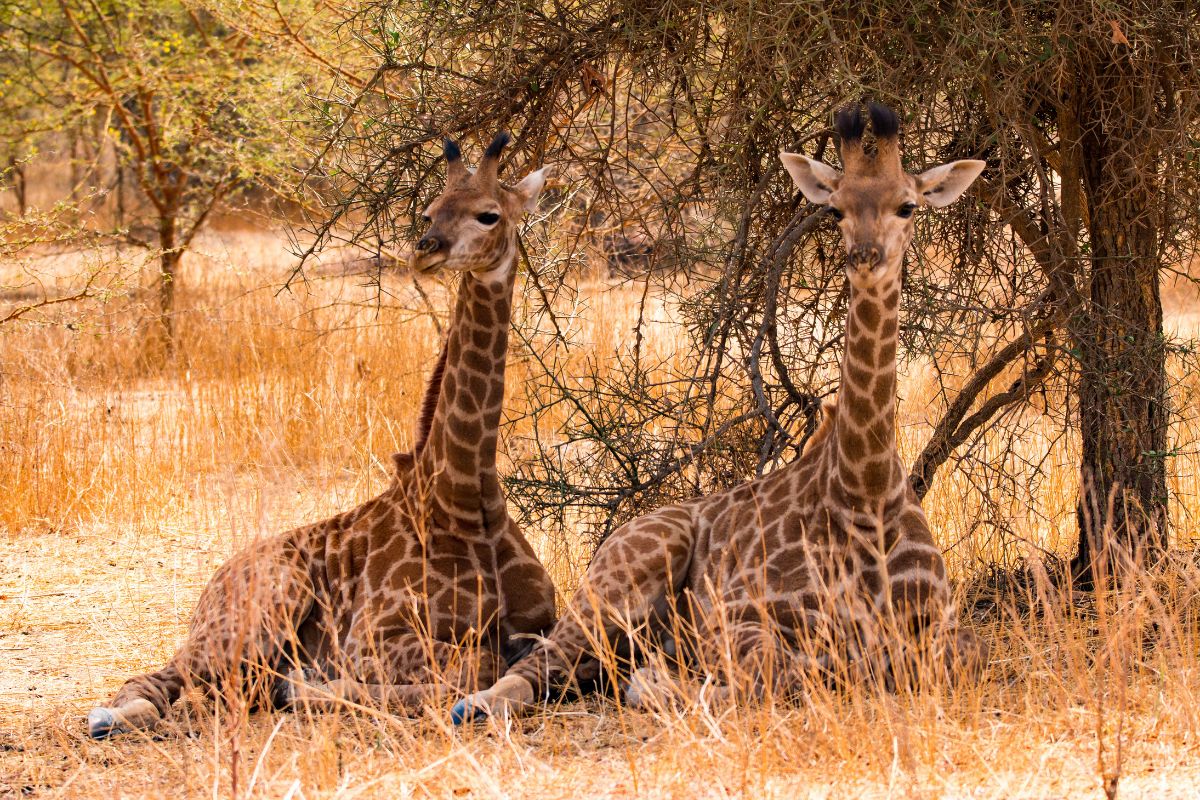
xmin=304 ymin=0 xmax=1199 ymax=583
xmin=1061 ymin=21 xmax=1185 ymax=584
xmin=1 ymin=0 xmax=304 ymax=350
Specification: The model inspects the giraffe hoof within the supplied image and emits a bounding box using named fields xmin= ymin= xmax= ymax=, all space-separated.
xmin=450 ymin=698 xmax=490 ymax=725
xmin=452 ymin=675 xmax=533 ymax=725
xmin=87 ymin=707 xmax=119 ymax=739
xmin=86 ymin=698 xmax=159 ymax=738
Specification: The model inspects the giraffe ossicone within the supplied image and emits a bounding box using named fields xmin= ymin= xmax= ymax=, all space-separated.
xmin=88 ymin=133 xmax=557 ymax=739
xmin=454 ymin=103 xmax=988 ymax=724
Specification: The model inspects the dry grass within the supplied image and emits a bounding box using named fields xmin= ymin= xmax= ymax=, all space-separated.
xmin=3 ymin=229 xmax=1200 ymax=798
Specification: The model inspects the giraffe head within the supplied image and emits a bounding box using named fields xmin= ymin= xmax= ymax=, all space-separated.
xmin=780 ymin=103 xmax=984 ymax=289
xmin=411 ymin=132 xmax=547 ymax=276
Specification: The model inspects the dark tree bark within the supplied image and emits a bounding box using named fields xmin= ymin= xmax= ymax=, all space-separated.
xmin=158 ymin=215 xmax=180 ymax=349
xmin=1071 ymin=39 xmax=1170 ymax=587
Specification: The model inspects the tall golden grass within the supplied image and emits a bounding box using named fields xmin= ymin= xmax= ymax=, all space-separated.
xmin=2 ymin=229 xmax=1200 ymax=798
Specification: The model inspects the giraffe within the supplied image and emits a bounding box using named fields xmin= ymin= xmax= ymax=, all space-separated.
xmin=453 ymin=104 xmax=988 ymax=722
xmin=87 ymin=133 xmax=557 ymax=738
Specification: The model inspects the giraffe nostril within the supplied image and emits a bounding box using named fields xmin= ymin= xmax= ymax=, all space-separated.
xmin=417 ymin=236 xmax=441 ymax=254
xmin=848 ymin=245 xmax=882 ymax=269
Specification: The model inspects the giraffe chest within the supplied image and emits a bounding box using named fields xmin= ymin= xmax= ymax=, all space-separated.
xmin=694 ymin=492 xmax=903 ymax=604
xmin=319 ymin=513 xmax=503 ymax=643
xmin=365 ymin=530 xmax=502 ymax=638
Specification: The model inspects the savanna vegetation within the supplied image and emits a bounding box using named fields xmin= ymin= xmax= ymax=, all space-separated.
xmin=2 ymin=1 xmax=1199 ymax=797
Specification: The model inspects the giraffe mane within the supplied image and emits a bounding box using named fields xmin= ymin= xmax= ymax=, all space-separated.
xmin=414 ymin=339 xmax=450 ymax=454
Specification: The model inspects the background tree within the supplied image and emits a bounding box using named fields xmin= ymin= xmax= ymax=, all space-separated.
xmin=1 ymin=0 xmax=308 ymax=351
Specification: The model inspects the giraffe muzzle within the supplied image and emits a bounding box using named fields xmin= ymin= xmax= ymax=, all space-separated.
xmin=846 ymin=245 xmax=882 ymax=271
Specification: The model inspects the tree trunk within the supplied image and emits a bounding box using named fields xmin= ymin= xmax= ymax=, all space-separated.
xmin=8 ymin=155 xmax=26 ymax=216
xmin=1071 ymin=43 xmax=1170 ymax=588
xmin=115 ymin=163 xmax=125 ymax=229
xmin=158 ymin=215 xmax=180 ymax=350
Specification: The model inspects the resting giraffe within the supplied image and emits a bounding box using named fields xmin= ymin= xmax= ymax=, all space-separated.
xmin=454 ymin=104 xmax=987 ymax=722
xmin=88 ymin=133 xmax=557 ymax=738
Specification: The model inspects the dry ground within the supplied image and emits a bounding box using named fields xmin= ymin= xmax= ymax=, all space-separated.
xmin=2 ymin=230 xmax=1200 ymax=798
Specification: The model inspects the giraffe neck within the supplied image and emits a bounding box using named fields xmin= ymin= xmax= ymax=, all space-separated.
xmin=417 ymin=247 xmax=517 ymax=535
xmin=834 ymin=268 xmax=902 ymax=506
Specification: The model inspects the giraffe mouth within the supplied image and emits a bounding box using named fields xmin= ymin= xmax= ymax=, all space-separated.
xmin=846 ymin=255 xmax=898 ymax=282
xmin=410 ymin=253 xmax=447 ymax=274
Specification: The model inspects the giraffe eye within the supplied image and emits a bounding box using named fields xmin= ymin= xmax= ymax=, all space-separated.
xmin=897 ymin=203 xmax=917 ymax=218
xmin=827 ymin=207 xmax=844 ymax=222
xmin=476 ymin=212 xmax=501 ymax=225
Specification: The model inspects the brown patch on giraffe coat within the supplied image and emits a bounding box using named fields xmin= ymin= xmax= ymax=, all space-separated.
xmin=861 ymin=567 xmax=882 ymax=596
xmin=464 ymin=348 xmax=491 ymax=373
xmin=849 ymin=393 xmax=876 ymax=424
xmin=451 ymin=414 xmax=482 ymax=443
xmin=848 ymin=337 xmax=876 ymax=368
xmin=472 ymin=301 xmax=494 ymax=328
xmin=767 ymin=480 xmax=793 ymax=505
xmin=871 ymin=377 xmax=894 ymax=408
xmin=886 ymin=543 xmax=940 ymax=578
xmin=861 ymin=458 xmax=893 ymax=496
xmin=855 ymin=298 xmax=880 ymax=329
xmin=890 ymin=576 xmax=938 ymax=614
xmin=840 ymin=428 xmax=866 ymax=461
xmin=865 ymin=422 xmax=892 ymax=453
xmin=486 ymin=381 xmax=505 ymax=407
xmin=838 ymin=464 xmax=862 ymax=492
xmin=467 ymin=374 xmax=488 ymax=398
xmin=457 ymin=391 xmax=480 ymax=416
xmin=444 ymin=439 xmax=476 ymax=469
xmin=847 ymin=362 xmax=873 ymax=387
xmin=781 ymin=510 xmax=804 ymax=538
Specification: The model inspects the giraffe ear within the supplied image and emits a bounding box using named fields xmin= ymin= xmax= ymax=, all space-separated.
xmin=513 ymin=168 xmax=547 ymax=213
xmin=780 ymin=153 xmax=842 ymax=205
xmin=915 ymin=160 xmax=985 ymax=207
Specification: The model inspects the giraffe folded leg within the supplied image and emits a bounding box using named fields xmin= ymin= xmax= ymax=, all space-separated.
xmin=88 ymin=538 xmax=315 ymax=739
xmin=284 ymin=633 xmax=499 ymax=717
xmin=283 ymin=677 xmax=451 ymax=714
xmin=884 ymin=545 xmax=989 ymax=686
xmin=454 ymin=504 xmax=696 ymax=724
xmin=88 ymin=658 xmax=186 ymax=739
